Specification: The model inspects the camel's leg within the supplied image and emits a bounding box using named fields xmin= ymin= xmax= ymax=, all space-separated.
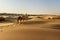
xmin=20 ymin=20 xmax=22 ymax=24
xmin=17 ymin=20 xmax=19 ymax=23
xmin=20 ymin=20 xmax=21 ymax=23
xmin=23 ymin=19 xmax=24 ymax=22
xmin=17 ymin=19 xmax=21 ymax=24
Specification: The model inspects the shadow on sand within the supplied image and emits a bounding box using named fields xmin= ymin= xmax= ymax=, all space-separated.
xmin=21 ymin=21 xmax=48 ymax=25
xmin=52 ymin=24 xmax=60 ymax=30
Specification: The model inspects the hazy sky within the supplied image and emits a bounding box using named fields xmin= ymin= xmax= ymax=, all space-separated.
xmin=0 ymin=0 xmax=60 ymax=14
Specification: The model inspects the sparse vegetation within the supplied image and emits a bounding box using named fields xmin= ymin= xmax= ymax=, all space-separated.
xmin=0 ymin=17 xmax=5 ymax=22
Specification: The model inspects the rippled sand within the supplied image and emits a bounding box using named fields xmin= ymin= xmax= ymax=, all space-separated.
xmin=0 ymin=18 xmax=60 ymax=40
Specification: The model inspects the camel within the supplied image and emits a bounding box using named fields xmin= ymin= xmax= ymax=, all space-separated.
xmin=17 ymin=15 xmax=28 ymax=23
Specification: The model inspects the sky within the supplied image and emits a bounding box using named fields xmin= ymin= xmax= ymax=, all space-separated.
xmin=0 ymin=0 xmax=60 ymax=15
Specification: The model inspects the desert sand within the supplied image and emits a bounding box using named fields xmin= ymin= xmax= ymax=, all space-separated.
xmin=0 ymin=18 xmax=60 ymax=40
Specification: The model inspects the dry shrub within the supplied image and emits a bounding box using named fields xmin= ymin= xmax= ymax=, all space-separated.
xmin=0 ymin=17 xmax=5 ymax=22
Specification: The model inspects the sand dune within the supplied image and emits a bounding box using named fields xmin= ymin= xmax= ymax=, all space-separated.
xmin=0 ymin=23 xmax=13 ymax=26
xmin=0 ymin=18 xmax=60 ymax=40
xmin=0 ymin=24 xmax=60 ymax=40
